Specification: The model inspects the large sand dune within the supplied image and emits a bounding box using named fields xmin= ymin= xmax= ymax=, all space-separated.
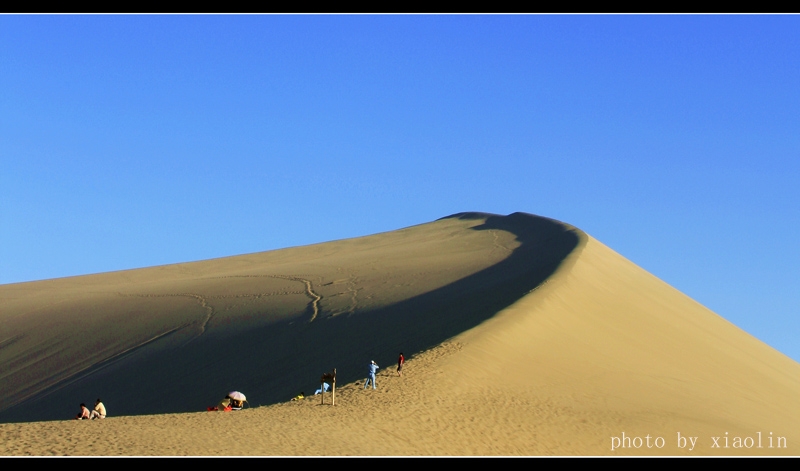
xmin=0 ymin=212 xmax=797 ymax=456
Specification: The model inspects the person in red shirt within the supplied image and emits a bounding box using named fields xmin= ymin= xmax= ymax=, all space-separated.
xmin=397 ymin=352 xmax=405 ymax=377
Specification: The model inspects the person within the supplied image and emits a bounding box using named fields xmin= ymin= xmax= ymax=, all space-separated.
xmin=397 ymin=352 xmax=405 ymax=377
xmin=364 ymin=360 xmax=379 ymax=390
xmin=90 ymin=398 xmax=106 ymax=419
xmin=291 ymin=392 xmax=305 ymax=401
xmin=216 ymin=395 xmax=232 ymax=411
xmin=75 ymin=403 xmax=90 ymax=420
xmin=314 ymin=382 xmax=330 ymax=395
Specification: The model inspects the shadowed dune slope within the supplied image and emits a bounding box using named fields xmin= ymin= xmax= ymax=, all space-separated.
xmin=0 ymin=212 xmax=579 ymax=423
xmin=1 ymin=212 xmax=798 ymax=456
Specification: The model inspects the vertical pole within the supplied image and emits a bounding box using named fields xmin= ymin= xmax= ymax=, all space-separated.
xmin=320 ymin=381 xmax=324 ymax=405
xmin=332 ymin=368 xmax=336 ymax=406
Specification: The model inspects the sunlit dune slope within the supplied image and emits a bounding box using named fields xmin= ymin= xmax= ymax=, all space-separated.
xmin=426 ymin=234 xmax=800 ymax=455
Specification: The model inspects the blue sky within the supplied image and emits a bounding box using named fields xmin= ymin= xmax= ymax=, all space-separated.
xmin=1 ymin=15 xmax=798 ymax=362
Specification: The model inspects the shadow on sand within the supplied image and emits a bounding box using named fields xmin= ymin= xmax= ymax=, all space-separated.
xmin=0 ymin=212 xmax=584 ymax=422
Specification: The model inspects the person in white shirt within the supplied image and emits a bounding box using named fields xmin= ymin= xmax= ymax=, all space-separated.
xmin=90 ymin=398 xmax=106 ymax=419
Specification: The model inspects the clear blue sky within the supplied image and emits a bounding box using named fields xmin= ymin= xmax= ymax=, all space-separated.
xmin=2 ymin=15 xmax=798 ymax=363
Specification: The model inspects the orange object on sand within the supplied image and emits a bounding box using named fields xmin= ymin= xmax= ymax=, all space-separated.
xmin=207 ymin=405 xmax=233 ymax=412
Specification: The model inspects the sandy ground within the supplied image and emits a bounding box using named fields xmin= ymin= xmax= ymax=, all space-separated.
xmin=1 ymin=212 xmax=798 ymax=456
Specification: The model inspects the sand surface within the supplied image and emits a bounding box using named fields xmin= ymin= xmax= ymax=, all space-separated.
xmin=1 ymin=212 xmax=798 ymax=456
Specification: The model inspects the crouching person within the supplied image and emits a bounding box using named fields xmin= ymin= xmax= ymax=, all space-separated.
xmin=75 ymin=403 xmax=90 ymax=420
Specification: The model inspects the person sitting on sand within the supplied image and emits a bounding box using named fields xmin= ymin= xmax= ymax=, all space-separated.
xmin=75 ymin=403 xmax=90 ymax=420
xmin=207 ymin=395 xmax=235 ymax=411
xmin=291 ymin=392 xmax=305 ymax=401
xmin=230 ymin=398 xmax=244 ymax=410
xmin=90 ymin=398 xmax=106 ymax=419
xmin=217 ymin=395 xmax=232 ymax=411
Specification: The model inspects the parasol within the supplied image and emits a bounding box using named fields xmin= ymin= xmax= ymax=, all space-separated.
xmin=228 ymin=391 xmax=246 ymax=401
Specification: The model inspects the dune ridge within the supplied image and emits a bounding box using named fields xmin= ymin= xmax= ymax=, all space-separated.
xmin=0 ymin=212 xmax=798 ymax=455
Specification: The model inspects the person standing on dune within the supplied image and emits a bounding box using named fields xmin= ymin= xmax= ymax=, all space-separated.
xmin=397 ymin=352 xmax=405 ymax=377
xmin=364 ymin=360 xmax=379 ymax=389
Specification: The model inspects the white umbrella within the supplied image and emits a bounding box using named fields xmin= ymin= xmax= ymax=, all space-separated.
xmin=228 ymin=391 xmax=246 ymax=401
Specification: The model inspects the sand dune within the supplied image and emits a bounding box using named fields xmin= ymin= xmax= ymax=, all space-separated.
xmin=0 ymin=212 xmax=797 ymax=456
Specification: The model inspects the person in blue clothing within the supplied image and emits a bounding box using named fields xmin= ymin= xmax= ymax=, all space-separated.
xmin=364 ymin=360 xmax=379 ymax=389
xmin=314 ymin=382 xmax=330 ymax=395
